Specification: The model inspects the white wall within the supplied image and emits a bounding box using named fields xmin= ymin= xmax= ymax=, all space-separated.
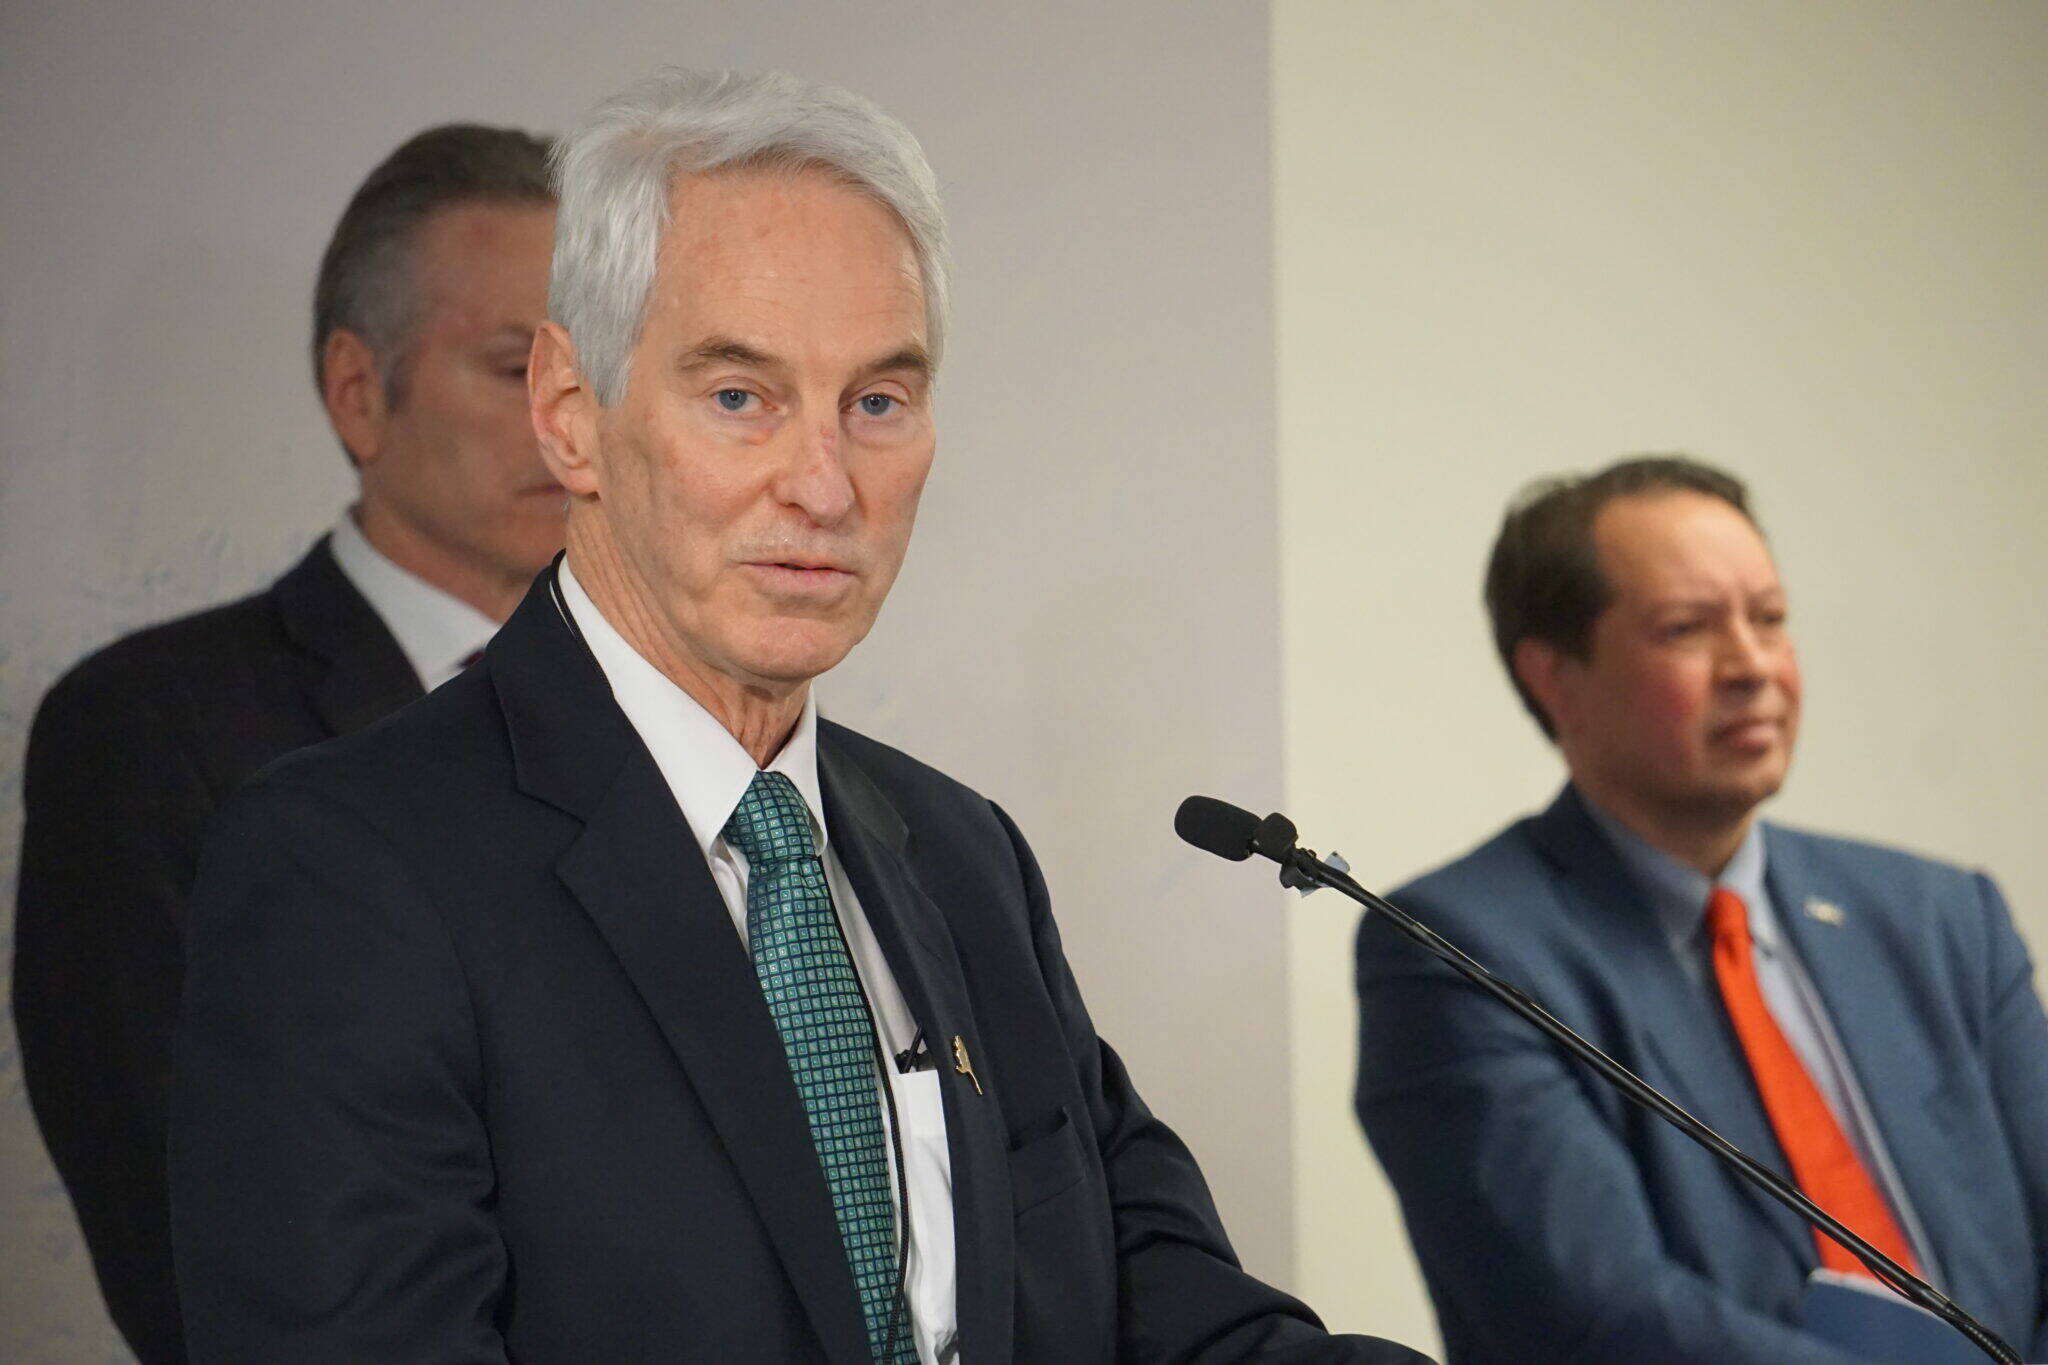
xmin=1277 ymin=2 xmax=2048 ymax=1353
xmin=0 ymin=4 xmax=1285 ymax=1359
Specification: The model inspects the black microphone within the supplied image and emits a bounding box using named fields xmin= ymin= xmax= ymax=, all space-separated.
xmin=1174 ymin=796 xmax=1260 ymax=861
xmin=1175 ymin=795 xmax=2023 ymax=1365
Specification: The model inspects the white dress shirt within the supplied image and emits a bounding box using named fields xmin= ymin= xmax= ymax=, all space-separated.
xmin=328 ymin=512 xmax=498 ymax=691
xmin=557 ymin=559 xmax=959 ymax=1364
xmin=1585 ymin=800 xmax=1940 ymax=1282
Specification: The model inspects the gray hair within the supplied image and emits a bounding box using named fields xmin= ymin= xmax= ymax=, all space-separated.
xmin=550 ymin=68 xmax=951 ymax=407
xmin=313 ymin=124 xmax=555 ymax=409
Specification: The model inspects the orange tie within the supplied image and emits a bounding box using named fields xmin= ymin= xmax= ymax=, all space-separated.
xmin=1704 ymin=886 xmax=1918 ymax=1280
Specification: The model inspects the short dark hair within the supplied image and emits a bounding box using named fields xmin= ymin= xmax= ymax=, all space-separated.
xmin=311 ymin=123 xmax=555 ymax=412
xmin=1484 ymin=454 xmax=1755 ymax=737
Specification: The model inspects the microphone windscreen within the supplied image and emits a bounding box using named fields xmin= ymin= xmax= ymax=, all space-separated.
xmin=1175 ymin=796 xmax=1260 ymax=861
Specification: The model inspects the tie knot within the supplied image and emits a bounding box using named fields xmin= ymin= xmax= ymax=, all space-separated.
xmin=1705 ymin=885 xmax=1750 ymax=945
xmin=722 ymin=770 xmax=817 ymax=868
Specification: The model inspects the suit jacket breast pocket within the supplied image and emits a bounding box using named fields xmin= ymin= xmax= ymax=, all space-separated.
xmin=1008 ymin=1105 xmax=1086 ymax=1217
xmin=1008 ymin=1105 xmax=1115 ymax=1362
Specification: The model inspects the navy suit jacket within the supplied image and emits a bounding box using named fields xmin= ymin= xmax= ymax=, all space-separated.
xmin=1355 ymin=785 xmax=2048 ymax=1364
xmin=171 ymin=573 xmax=1429 ymax=1364
xmin=14 ymin=537 xmax=420 ymax=1365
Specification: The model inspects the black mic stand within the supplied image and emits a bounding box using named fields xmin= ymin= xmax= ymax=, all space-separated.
xmin=1245 ymin=810 xmax=2022 ymax=1365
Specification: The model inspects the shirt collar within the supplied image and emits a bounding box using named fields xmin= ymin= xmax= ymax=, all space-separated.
xmin=1579 ymin=787 xmax=1774 ymax=955
xmin=328 ymin=510 xmax=498 ymax=690
xmin=556 ymin=557 xmax=827 ymax=861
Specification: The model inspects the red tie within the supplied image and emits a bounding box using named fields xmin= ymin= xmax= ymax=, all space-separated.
xmin=1704 ymin=886 xmax=1918 ymax=1280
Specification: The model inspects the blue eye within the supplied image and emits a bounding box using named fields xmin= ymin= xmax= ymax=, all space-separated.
xmin=715 ymin=388 xmax=753 ymax=412
xmin=857 ymin=393 xmax=897 ymax=417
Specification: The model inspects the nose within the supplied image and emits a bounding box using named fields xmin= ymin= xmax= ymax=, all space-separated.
xmin=1717 ymin=618 xmax=1770 ymax=687
xmin=776 ymin=418 xmax=856 ymax=527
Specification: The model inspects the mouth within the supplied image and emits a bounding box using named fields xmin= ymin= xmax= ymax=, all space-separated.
xmin=1713 ymin=716 xmax=1782 ymax=751
xmin=743 ymin=560 xmax=857 ymax=595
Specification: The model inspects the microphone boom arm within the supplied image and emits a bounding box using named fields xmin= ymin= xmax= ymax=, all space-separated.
xmin=1273 ymin=838 xmax=2022 ymax=1365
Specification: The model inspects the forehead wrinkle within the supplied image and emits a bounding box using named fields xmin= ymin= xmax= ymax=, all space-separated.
xmin=665 ymin=274 xmax=920 ymax=332
xmin=412 ymin=201 xmax=550 ymax=298
xmin=663 ymin=170 xmax=918 ymax=283
xmin=646 ymin=170 xmax=929 ymax=393
xmin=673 ymin=286 xmax=925 ymax=362
xmin=1597 ymin=499 xmax=1778 ymax=596
xmin=1618 ymin=567 xmax=1779 ymax=608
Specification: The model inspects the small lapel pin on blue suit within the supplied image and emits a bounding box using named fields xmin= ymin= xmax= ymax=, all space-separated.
xmin=1804 ymin=896 xmax=1847 ymax=926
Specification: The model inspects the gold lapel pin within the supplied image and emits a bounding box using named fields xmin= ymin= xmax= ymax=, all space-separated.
xmin=1804 ymin=896 xmax=1847 ymax=926
xmin=952 ymin=1035 xmax=983 ymax=1095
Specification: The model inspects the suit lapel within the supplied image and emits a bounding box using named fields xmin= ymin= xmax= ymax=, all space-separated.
xmin=1766 ymin=829 xmax=1954 ymax=1285
xmin=493 ymin=579 xmax=872 ymax=1365
xmin=1531 ymin=789 xmax=1813 ymax=1269
xmin=557 ymin=758 xmax=873 ymax=1363
xmin=819 ymin=730 xmax=1017 ymax=1365
xmin=272 ymin=535 xmax=424 ymax=736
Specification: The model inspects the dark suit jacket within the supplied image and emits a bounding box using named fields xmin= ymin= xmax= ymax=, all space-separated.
xmin=1356 ymin=785 xmax=2048 ymax=1364
xmin=169 ymin=572 xmax=1429 ymax=1364
xmin=13 ymin=537 xmax=420 ymax=1365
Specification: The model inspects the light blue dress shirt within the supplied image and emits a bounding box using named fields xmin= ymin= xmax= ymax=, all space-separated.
xmin=1583 ymin=799 xmax=1941 ymax=1284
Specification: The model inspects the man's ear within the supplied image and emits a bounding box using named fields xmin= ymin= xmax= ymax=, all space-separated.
xmin=321 ymin=329 xmax=387 ymax=466
xmin=530 ymin=322 xmax=602 ymax=498
xmin=1513 ymin=637 xmax=1571 ymax=738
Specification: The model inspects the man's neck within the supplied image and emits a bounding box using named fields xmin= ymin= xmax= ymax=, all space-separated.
xmin=1572 ymin=779 xmax=1755 ymax=879
xmin=353 ymin=500 xmax=528 ymax=624
xmin=564 ymin=515 xmax=805 ymax=768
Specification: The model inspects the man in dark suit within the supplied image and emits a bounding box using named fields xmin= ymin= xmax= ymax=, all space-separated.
xmin=13 ymin=123 xmax=560 ymax=1364
xmin=168 ymin=68 xmax=1430 ymax=1364
xmin=1355 ymin=456 xmax=2048 ymax=1363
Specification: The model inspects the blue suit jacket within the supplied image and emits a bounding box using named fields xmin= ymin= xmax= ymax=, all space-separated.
xmin=1355 ymin=786 xmax=2048 ymax=1364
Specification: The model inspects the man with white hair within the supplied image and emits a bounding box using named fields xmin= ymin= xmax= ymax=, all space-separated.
xmin=169 ymin=69 xmax=1430 ymax=1363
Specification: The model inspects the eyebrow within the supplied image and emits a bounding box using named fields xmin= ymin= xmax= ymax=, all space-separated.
xmin=677 ymin=338 xmax=778 ymax=372
xmin=480 ymin=324 xmax=537 ymax=349
xmin=675 ymin=337 xmax=935 ymax=384
xmin=858 ymin=345 xmax=935 ymax=383
xmin=1640 ymin=588 xmax=1786 ymax=614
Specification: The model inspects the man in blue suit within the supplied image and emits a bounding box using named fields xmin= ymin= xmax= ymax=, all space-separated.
xmin=1355 ymin=456 xmax=2048 ymax=1363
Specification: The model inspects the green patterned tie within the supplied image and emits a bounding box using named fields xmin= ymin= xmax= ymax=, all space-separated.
xmin=723 ymin=771 xmax=916 ymax=1364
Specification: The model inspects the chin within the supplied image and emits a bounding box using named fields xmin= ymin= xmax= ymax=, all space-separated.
xmin=481 ymin=529 xmax=567 ymax=581
xmin=516 ymin=524 xmax=571 ymax=569
xmin=1698 ymin=764 xmax=1789 ymax=820
xmin=728 ymin=623 xmax=860 ymax=687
